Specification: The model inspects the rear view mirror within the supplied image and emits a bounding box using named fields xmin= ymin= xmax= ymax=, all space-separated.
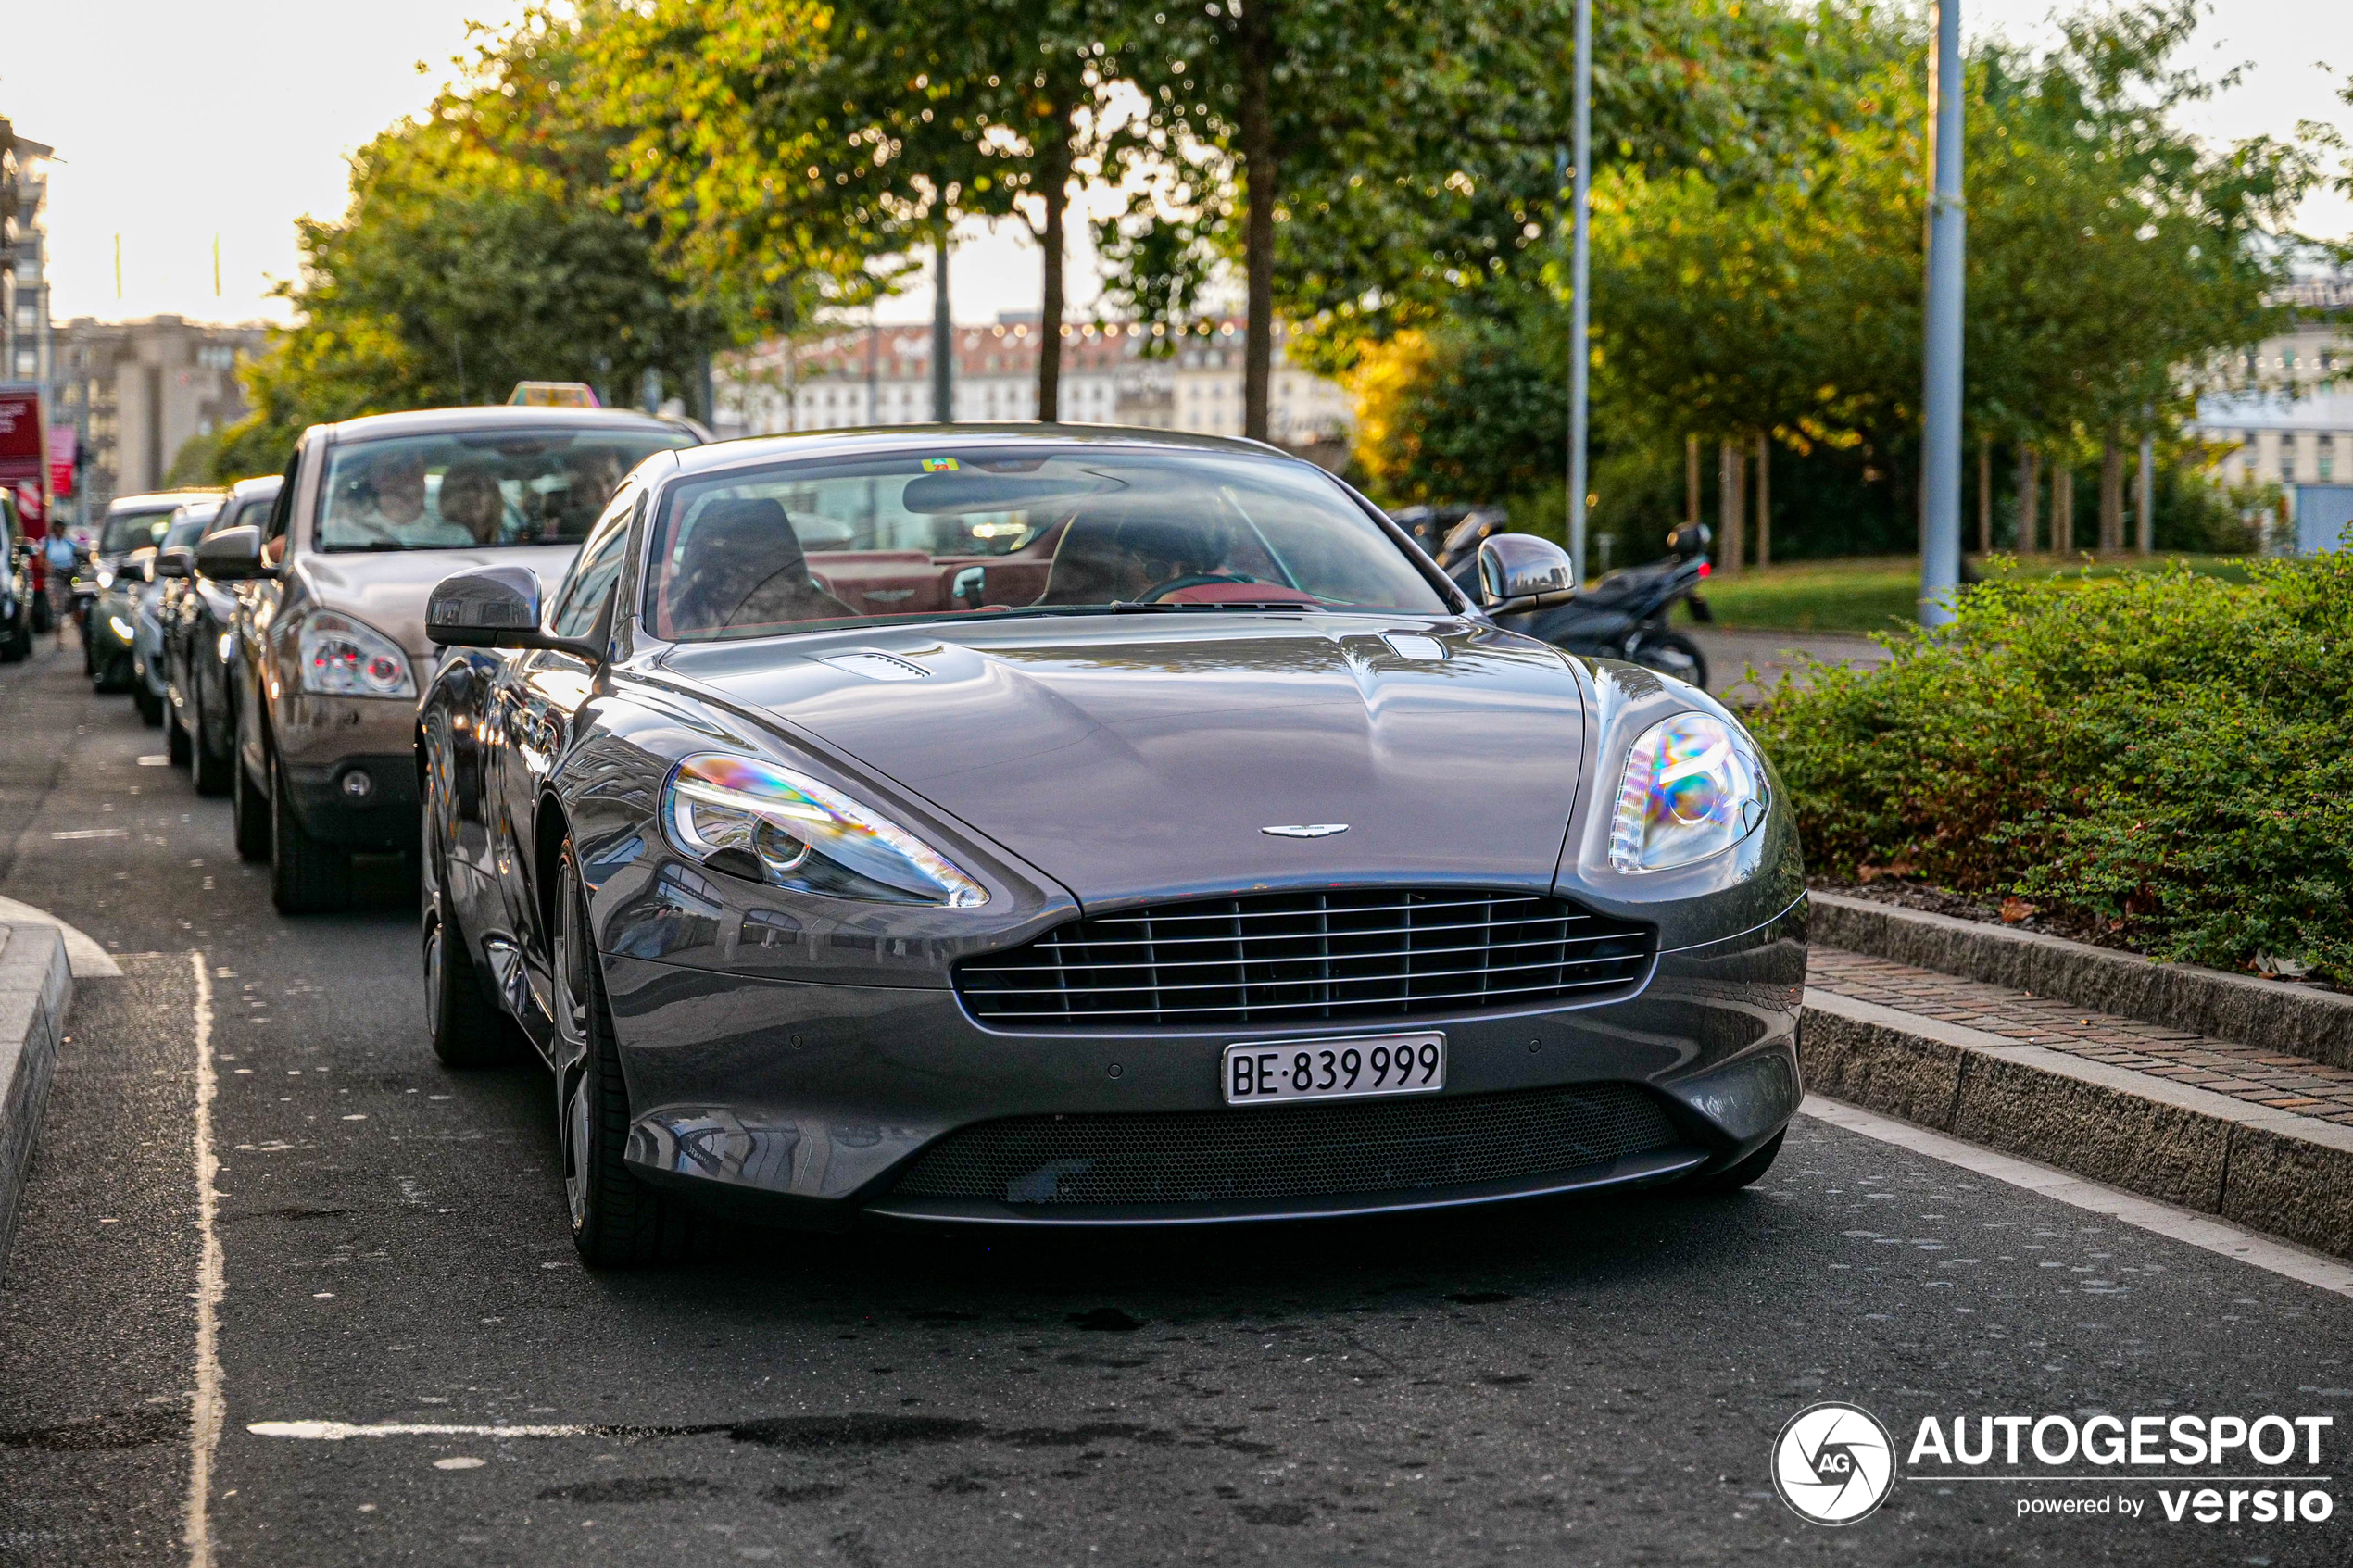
xmin=1476 ymin=533 xmax=1577 ymax=617
xmin=195 ymin=525 xmax=271 ymax=582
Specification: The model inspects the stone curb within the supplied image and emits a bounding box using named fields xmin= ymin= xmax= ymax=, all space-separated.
xmin=1801 ymin=987 xmax=2353 ymax=1261
xmin=0 ymin=923 xmax=74 ymax=1274
xmin=1810 ymin=890 xmax=2353 ymax=1072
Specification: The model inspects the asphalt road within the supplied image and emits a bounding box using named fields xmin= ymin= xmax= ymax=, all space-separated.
xmin=3 ymin=632 xmax=2350 ymax=1567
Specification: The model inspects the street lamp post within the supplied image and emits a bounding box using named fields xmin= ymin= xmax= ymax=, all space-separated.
xmin=1567 ymin=0 xmax=1592 ymax=584
xmin=1919 ymin=0 xmax=1966 ymax=626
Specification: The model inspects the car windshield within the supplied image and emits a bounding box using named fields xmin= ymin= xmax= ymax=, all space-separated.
xmin=646 ymin=447 xmax=1449 ymax=642
xmin=163 ymin=514 xmax=211 ymax=550
xmin=317 ymin=428 xmax=692 ymax=552
xmin=100 ymin=507 xmax=180 ymax=555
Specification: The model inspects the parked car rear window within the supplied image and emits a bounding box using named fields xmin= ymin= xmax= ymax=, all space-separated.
xmin=645 ymin=447 xmax=1447 ymax=642
xmin=99 ymin=506 xmax=181 ymax=555
xmin=316 ymin=429 xmax=691 ymax=552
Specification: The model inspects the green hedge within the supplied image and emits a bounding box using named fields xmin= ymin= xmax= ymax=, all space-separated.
xmin=1747 ymin=553 xmax=2353 ymax=982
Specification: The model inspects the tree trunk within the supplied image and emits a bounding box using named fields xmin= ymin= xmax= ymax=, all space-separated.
xmin=1685 ymin=435 xmax=1701 ymax=527
xmin=1235 ymin=4 xmax=1278 ymax=443
xmin=2017 ymin=444 xmax=2039 ymax=552
xmin=1718 ymin=439 xmax=1745 ymax=575
xmin=1034 ymin=79 xmax=1074 ymax=424
xmin=2136 ymin=432 xmax=2155 ymax=554
xmin=931 ymin=230 xmax=954 ymax=423
xmin=2099 ymin=433 xmax=2124 ymax=553
xmin=1753 ymin=430 xmax=1771 ymax=568
xmin=1976 ymin=438 xmax=1992 ymax=555
xmin=2052 ymin=458 xmax=2073 ymax=554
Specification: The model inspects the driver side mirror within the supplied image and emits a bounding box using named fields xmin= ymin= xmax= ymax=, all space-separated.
xmin=426 ymin=565 xmax=604 ymax=663
xmin=1476 ymin=533 xmax=1577 ymax=617
xmin=195 ymin=524 xmax=273 ymax=582
xmin=156 ymin=546 xmax=195 ymax=580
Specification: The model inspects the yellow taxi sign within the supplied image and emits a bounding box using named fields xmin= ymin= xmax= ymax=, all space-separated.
xmin=506 ymin=381 xmax=601 ymax=408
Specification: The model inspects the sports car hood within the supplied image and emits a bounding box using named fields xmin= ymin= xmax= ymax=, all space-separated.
xmin=653 ymin=615 xmax=1589 ymax=906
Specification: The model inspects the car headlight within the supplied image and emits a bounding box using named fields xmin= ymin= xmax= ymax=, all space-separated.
xmin=218 ymin=631 xmax=238 ymax=664
xmin=107 ymin=614 xmax=136 ymax=644
xmin=96 ymin=567 xmax=115 ymax=591
xmin=1608 ymin=711 xmax=1768 ymax=873
xmin=297 ymin=610 xmax=416 ymax=697
xmin=661 ymin=753 xmax=988 ymax=908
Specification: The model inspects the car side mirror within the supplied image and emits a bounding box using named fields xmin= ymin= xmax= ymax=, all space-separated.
xmin=195 ymin=524 xmax=272 ymax=582
xmin=1476 ymin=533 xmax=1577 ymax=616
xmin=156 ymin=546 xmax=195 ymax=580
xmin=426 ymin=565 xmax=604 ymax=663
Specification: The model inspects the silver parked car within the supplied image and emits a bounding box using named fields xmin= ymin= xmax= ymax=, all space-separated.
xmin=193 ymin=405 xmax=700 ymax=913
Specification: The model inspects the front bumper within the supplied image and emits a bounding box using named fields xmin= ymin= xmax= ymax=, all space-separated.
xmin=603 ymin=896 xmax=1806 ymax=1228
xmin=93 ymin=591 xmax=139 ymax=658
xmin=279 ymin=751 xmax=421 ymax=850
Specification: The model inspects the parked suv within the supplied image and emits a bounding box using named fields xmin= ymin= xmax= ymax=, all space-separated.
xmin=0 ymin=490 xmax=34 ymax=662
xmin=160 ymin=476 xmax=280 ymax=791
xmin=196 ymin=407 xmax=698 ymax=912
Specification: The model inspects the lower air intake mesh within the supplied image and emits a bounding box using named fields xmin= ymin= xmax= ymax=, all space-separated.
xmin=887 ymin=1084 xmax=1680 ymax=1207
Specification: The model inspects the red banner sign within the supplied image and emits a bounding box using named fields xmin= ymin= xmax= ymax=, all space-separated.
xmin=48 ymin=424 xmax=76 ymax=500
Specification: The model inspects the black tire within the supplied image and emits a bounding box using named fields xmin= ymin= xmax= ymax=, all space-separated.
xmin=167 ymin=697 xmax=193 ymax=766
xmin=96 ymin=651 xmax=133 ymax=693
xmin=1680 ymin=1130 xmax=1784 ymax=1195
xmin=1631 ymin=629 xmax=1708 ymax=690
xmin=193 ymin=694 xmax=233 ymax=797
xmin=269 ymin=756 xmax=350 ymax=913
xmin=232 ymin=747 xmax=271 ymax=860
xmin=553 ymin=837 xmax=695 ymax=1266
xmin=79 ymin=616 xmax=94 ymax=675
xmin=0 ymin=620 xmax=24 ymax=663
xmin=134 ymin=678 xmax=165 ymax=726
xmin=31 ymin=596 xmax=50 ymax=634
xmin=423 ymin=904 xmax=522 ymax=1073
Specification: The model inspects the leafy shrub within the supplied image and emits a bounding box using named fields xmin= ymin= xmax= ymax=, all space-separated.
xmin=1747 ymin=552 xmax=2353 ymax=980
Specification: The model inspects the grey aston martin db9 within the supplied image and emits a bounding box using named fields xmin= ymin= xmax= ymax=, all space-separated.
xmin=418 ymin=427 xmax=1806 ymax=1264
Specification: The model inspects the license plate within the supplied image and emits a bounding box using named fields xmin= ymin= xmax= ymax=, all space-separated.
xmin=1222 ymin=1032 xmax=1445 ymax=1107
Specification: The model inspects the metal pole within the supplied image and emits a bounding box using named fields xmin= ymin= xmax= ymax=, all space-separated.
xmin=1567 ymin=0 xmax=1592 ymax=584
xmin=932 ymin=232 xmax=954 ymax=423
xmin=1918 ymin=0 xmax=1966 ymax=626
xmin=2136 ymin=427 xmax=2155 ymax=554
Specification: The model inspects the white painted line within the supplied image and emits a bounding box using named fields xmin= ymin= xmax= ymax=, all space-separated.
xmin=185 ymin=953 xmax=223 ymax=1568
xmin=0 ymin=893 xmax=123 ymax=977
xmin=50 ymin=827 xmax=128 ymax=839
xmin=251 ymin=1421 xmax=612 ymax=1440
xmin=1800 ymin=1094 xmax=2353 ymax=1300
xmin=138 ymin=755 xmax=170 ymax=767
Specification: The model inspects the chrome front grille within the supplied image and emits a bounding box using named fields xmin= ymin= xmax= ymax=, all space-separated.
xmin=954 ymin=888 xmax=1655 ymax=1030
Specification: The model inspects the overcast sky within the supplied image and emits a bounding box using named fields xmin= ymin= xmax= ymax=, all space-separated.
xmin=6 ymin=1 xmax=2348 ymax=332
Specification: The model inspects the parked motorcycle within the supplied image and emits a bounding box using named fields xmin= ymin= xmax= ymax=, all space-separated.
xmin=1453 ymin=522 xmax=1716 ymax=689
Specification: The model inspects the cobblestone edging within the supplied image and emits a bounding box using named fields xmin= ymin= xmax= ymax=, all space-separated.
xmin=1801 ymin=984 xmax=2353 ymax=1261
xmin=1810 ymin=890 xmax=2353 ymax=1073
xmin=0 ymin=924 xmax=74 ymax=1273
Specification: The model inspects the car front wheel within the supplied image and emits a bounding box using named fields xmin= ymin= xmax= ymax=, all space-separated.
xmin=552 ymin=836 xmax=695 ymax=1267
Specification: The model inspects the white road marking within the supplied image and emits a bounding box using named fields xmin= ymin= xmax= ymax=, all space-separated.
xmin=185 ymin=953 xmax=223 ymax=1568
xmin=1800 ymin=1094 xmax=2353 ymax=1299
xmin=50 ymin=827 xmax=128 ymax=839
xmin=251 ymin=1422 xmax=612 ymax=1440
xmin=138 ymin=755 xmax=170 ymax=767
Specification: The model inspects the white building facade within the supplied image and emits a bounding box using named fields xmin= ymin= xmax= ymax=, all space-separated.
xmin=716 ymin=315 xmax=1352 ymax=457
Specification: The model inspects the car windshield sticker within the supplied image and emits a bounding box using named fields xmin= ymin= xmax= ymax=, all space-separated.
xmin=921 ymin=458 xmax=961 ymax=471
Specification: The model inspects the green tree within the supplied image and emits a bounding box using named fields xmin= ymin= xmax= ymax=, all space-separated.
xmin=208 ymin=8 xmax=732 ymax=479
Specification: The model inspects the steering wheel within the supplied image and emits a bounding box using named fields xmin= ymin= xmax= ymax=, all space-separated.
xmin=1136 ymin=571 xmax=1258 ymax=603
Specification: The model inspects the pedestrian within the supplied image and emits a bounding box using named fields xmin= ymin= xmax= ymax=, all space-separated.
xmin=44 ymin=525 xmax=78 ymax=644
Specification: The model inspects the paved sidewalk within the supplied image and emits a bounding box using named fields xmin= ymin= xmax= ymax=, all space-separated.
xmin=1809 ymin=946 xmax=2353 ymax=1126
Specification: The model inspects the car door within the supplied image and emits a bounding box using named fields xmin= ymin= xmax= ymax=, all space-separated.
xmin=485 ymin=485 xmax=642 ymax=1019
